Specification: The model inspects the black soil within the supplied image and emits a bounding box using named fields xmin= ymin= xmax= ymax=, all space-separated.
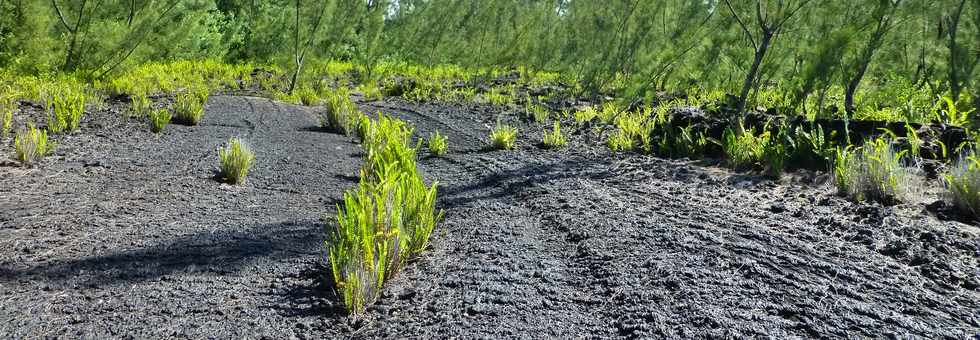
xmin=1 ymin=95 xmax=977 ymax=338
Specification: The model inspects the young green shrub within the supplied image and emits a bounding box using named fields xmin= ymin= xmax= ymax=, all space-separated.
xmin=173 ymin=90 xmax=207 ymax=125
xmin=542 ymin=121 xmax=566 ymax=148
xmin=130 ymin=92 xmax=152 ymax=117
xmin=218 ymin=137 xmax=255 ymax=184
xmin=320 ymin=88 xmax=359 ymax=135
xmin=329 ymin=113 xmax=443 ymax=314
xmin=833 ymin=138 xmax=919 ymax=204
xmin=428 ymin=130 xmax=448 ymax=156
xmin=148 ymin=108 xmax=172 ymax=133
xmin=944 ymin=149 xmax=980 ymax=218
xmin=489 ymin=122 xmax=517 ymax=150
xmin=13 ymin=124 xmax=54 ymax=167
xmin=49 ymin=91 xmax=86 ymax=133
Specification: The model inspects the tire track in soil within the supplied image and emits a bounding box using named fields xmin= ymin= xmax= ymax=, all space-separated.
xmin=0 ymin=95 xmax=976 ymax=338
xmin=358 ymin=99 xmax=979 ymax=338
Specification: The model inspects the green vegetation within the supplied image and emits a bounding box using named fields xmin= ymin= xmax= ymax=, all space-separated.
xmin=173 ymin=89 xmax=208 ymax=125
xmin=48 ymin=90 xmax=85 ymax=133
xmin=945 ymin=149 xmax=980 ymax=218
xmin=542 ymin=122 xmax=567 ymax=148
xmin=720 ymin=126 xmax=767 ymax=171
xmin=148 ymin=109 xmax=172 ymax=134
xmin=328 ymin=113 xmax=442 ymax=314
xmin=833 ymin=138 xmax=919 ymax=204
xmin=320 ymin=88 xmax=358 ymax=135
xmin=427 ymin=130 xmax=448 ymax=156
xmin=574 ymin=106 xmax=598 ymax=124
xmin=130 ymin=92 xmax=152 ymax=118
xmin=13 ymin=124 xmax=54 ymax=167
xmin=490 ymin=122 xmax=517 ymax=150
xmin=1 ymin=101 xmax=11 ymax=139
xmin=218 ymin=137 xmax=255 ymax=185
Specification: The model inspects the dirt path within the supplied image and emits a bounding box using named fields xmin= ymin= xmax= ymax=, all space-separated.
xmin=1 ymin=96 xmax=977 ymax=338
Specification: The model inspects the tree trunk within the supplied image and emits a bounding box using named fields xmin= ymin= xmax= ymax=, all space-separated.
xmin=735 ymin=30 xmax=773 ymax=121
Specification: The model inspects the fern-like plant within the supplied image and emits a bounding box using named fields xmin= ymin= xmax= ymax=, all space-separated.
xmin=329 ymin=113 xmax=443 ymax=314
xmin=218 ymin=137 xmax=255 ymax=184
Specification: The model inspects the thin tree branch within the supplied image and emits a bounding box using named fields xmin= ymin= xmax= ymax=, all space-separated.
xmin=723 ymin=0 xmax=757 ymax=49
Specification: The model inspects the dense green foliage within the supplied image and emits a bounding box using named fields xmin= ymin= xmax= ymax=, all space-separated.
xmin=1 ymin=1 xmax=977 ymax=119
xmin=328 ymin=113 xmax=442 ymax=314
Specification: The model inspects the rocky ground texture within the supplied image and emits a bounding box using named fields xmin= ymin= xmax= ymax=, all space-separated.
xmin=1 ymin=95 xmax=977 ymax=338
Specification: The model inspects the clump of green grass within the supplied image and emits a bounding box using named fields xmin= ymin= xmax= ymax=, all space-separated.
xmin=320 ymin=88 xmax=359 ymax=135
xmin=428 ymin=130 xmax=448 ymax=156
xmin=490 ymin=122 xmax=517 ymax=150
xmin=573 ymin=106 xmax=598 ymax=124
xmin=607 ymin=129 xmax=634 ymax=151
xmin=359 ymin=82 xmax=384 ymax=101
xmin=48 ymin=90 xmax=85 ymax=133
xmin=14 ymin=123 xmax=54 ymax=167
xmin=720 ymin=125 xmax=766 ymax=170
xmin=148 ymin=108 xmax=172 ymax=133
xmin=944 ymin=149 xmax=980 ymax=218
xmin=218 ymin=137 xmax=255 ymax=184
xmin=833 ymin=137 xmax=919 ymax=204
xmin=130 ymin=92 xmax=152 ymax=117
xmin=1 ymin=102 xmax=12 ymax=139
xmin=542 ymin=122 xmax=566 ymax=148
xmin=296 ymin=86 xmax=320 ymax=106
xmin=328 ymin=113 xmax=443 ymax=314
xmin=525 ymin=98 xmax=550 ymax=123
xmin=173 ymin=88 xmax=208 ymax=125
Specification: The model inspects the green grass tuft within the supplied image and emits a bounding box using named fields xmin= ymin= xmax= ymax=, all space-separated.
xmin=542 ymin=121 xmax=566 ymax=148
xmin=14 ymin=123 xmax=54 ymax=167
xmin=48 ymin=90 xmax=85 ymax=133
xmin=148 ymin=108 xmax=172 ymax=133
xmin=428 ymin=130 xmax=448 ymax=156
xmin=218 ymin=137 xmax=255 ymax=184
xmin=833 ymin=138 xmax=919 ymax=204
xmin=489 ymin=122 xmax=517 ymax=150
xmin=944 ymin=149 xmax=980 ymax=218
xmin=1 ymin=101 xmax=12 ymax=139
xmin=320 ymin=88 xmax=359 ymax=135
xmin=173 ymin=88 xmax=208 ymax=125
xmin=130 ymin=92 xmax=152 ymax=118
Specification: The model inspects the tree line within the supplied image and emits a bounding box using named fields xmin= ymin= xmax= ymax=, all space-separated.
xmin=1 ymin=0 xmax=977 ymax=116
